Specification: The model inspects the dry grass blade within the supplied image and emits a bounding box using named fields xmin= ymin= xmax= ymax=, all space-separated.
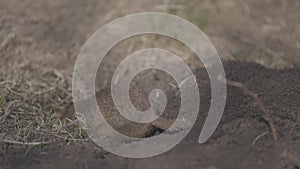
xmin=251 ymin=132 xmax=269 ymax=146
xmin=0 ymin=107 xmax=13 ymax=124
xmin=0 ymin=33 xmax=15 ymax=52
xmin=2 ymin=139 xmax=51 ymax=146
xmin=0 ymin=57 xmax=83 ymax=145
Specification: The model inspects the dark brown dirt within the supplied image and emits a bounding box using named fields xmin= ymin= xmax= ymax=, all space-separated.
xmin=1 ymin=61 xmax=299 ymax=169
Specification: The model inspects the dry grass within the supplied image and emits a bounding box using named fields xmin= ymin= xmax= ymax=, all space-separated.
xmin=0 ymin=34 xmax=86 ymax=148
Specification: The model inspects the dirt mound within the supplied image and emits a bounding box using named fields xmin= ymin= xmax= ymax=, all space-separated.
xmin=1 ymin=61 xmax=299 ymax=169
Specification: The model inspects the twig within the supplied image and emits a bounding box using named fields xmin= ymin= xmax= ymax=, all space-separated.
xmin=227 ymin=79 xmax=278 ymax=141
xmin=2 ymin=139 xmax=51 ymax=145
xmin=252 ymin=132 xmax=268 ymax=146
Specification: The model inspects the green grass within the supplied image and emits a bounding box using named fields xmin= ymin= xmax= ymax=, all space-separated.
xmin=0 ymin=60 xmax=85 ymax=146
xmin=197 ymin=16 xmax=208 ymax=30
xmin=168 ymin=8 xmax=178 ymax=15
xmin=0 ymin=95 xmax=5 ymax=109
xmin=250 ymin=48 xmax=268 ymax=60
xmin=188 ymin=15 xmax=209 ymax=30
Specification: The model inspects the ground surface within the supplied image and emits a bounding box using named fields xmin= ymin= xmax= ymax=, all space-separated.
xmin=0 ymin=0 xmax=299 ymax=169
